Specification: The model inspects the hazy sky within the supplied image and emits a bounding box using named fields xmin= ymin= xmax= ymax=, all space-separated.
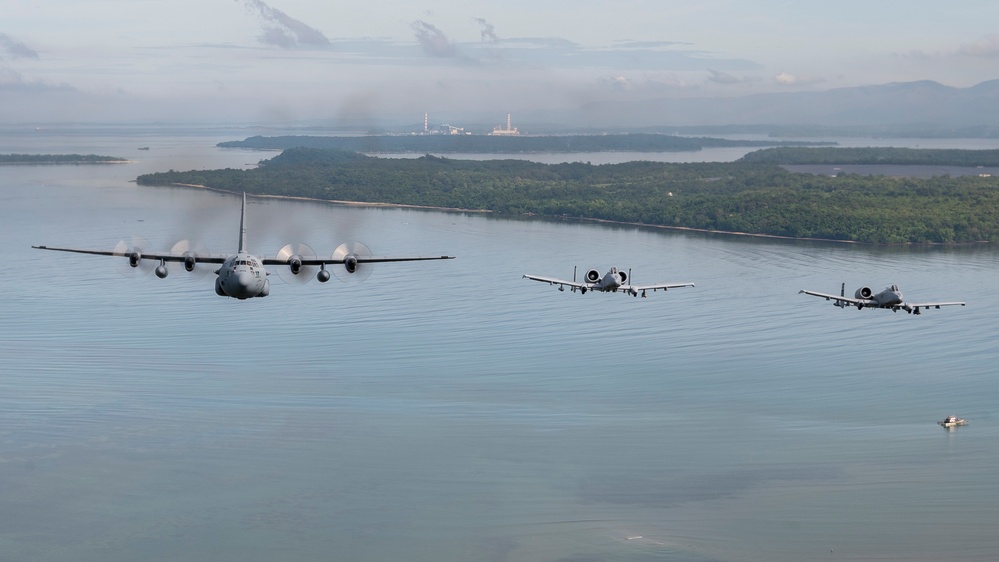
xmin=3 ymin=0 xmax=999 ymax=124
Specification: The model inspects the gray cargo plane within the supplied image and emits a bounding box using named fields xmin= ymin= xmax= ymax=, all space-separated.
xmin=523 ymin=266 xmax=694 ymax=298
xmin=799 ymin=283 xmax=965 ymax=314
xmin=33 ymin=193 xmax=454 ymax=299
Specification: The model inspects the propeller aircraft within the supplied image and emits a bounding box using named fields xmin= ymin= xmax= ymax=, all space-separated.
xmin=798 ymin=283 xmax=965 ymax=315
xmin=33 ymin=193 xmax=455 ymax=299
xmin=523 ymin=266 xmax=694 ymax=298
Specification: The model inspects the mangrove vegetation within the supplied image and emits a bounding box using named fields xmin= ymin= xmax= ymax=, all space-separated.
xmin=217 ymin=133 xmax=830 ymax=153
xmin=137 ymin=147 xmax=999 ymax=244
xmin=1 ymin=154 xmax=127 ymax=164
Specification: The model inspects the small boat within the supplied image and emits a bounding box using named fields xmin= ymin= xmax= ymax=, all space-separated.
xmin=137 ymin=146 xmax=150 ymax=151
xmin=938 ymin=415 xmax=967 ymax=428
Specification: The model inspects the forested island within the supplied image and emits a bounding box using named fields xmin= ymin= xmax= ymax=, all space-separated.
xmin=0 ymin=154 xmax=127 ymax=164
xmin=217 ymin=133 xmax=831 ymax=153
xmin=743 ymin=146 xmax=999 ymax=166
xmin=137 ymin=147 xmax=999 ymax=244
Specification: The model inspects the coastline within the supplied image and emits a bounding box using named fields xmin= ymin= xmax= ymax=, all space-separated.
xmin=170 ymin=183 xmax=493 ymax=214
xmin=0 ymin=160 xmax=131 ymax=166
xmin=167 ymin=182 xmax=987 ymax=246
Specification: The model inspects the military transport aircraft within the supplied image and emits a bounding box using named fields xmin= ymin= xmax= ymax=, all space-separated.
xmin=523 ymin=266 xmax=694 ymax=298
xmin=799 ymin=283 xmax=965 ymax=314
xmin=33 ymin=193 xmax=454 ymax=300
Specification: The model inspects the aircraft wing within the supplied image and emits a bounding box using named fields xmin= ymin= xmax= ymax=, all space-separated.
xmin=798 ymin=289 xmax=874 ymax=307
xmin=625 ymin=282 xmax=695 ymax=293
xmin=522 ymin=274 xmax=589 ymax=290
xmin=902 ymin=301 xmax=966 ymax=309
xmin=266 ymin=255 xmax=455 ymax=266
xmin=32 ymin=245 xmax=228 ymax=264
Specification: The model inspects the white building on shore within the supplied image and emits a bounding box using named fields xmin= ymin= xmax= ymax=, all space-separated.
xmin=490 ymin=113 xmax=520 ymax=136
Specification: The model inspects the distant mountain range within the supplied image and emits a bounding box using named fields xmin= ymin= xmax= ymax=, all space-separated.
xmin=557 ymin=80 xmax=999 ymax=135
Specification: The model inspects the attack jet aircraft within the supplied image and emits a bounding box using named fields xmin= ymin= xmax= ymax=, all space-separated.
xmin=799 ymin=283 xmax=965 ymax=314
xmin=523 ymin=266 xmax=694 ymax=298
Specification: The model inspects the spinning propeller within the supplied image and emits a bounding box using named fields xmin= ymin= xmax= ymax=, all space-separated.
xmin=276 ymin=243 xmax=319 ymax=284
xmin=112 ymin=236 xmax=154 ymax=277
xmin=167 ymin=239 xmax=212 ymax=279
xmin=331 ymin=241 xmax=373 ymax=283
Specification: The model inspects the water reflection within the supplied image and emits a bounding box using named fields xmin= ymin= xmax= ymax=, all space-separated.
xmin=2 ymin=129 xmax=998 ymax=561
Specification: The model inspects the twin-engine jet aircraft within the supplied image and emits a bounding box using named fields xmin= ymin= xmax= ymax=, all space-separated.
xmin=33 ymin=193 xmax=454 ymax=299
xmin=523 ymin=266 xmax=694 ymax=297
xmin=799 ymin=283 xmax=965 ymax=314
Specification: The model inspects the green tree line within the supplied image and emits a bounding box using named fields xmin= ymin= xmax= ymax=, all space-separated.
xmin=1 ymin=153 xmax=126 ymax=164
xmin=137 ymin=147 xmax=999 ymax=244
xmin=743 ymin=146 xmax=999 ymax=166
xmin=217 ymin=133 xmax=829 ymax=153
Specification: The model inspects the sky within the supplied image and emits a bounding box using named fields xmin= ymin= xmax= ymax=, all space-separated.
xmin=3 ymin=0 xmax=999 ymax=125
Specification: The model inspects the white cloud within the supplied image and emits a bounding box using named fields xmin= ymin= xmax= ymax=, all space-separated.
xmin=773 ymin=72 xmax=824 ymax=87
xmin=707 ymin=69 xmax=740 ymax=84
xmin=958 ymin=34 xmax=999 ymax=57
xmin=774 ymin=72 xmax=797 ymax=85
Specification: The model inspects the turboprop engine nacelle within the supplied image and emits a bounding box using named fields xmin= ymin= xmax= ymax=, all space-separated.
xmin=585 ymin=269 xmax=601 ymax=283
xmin=855 ymin=287 xmax=873 ymax=299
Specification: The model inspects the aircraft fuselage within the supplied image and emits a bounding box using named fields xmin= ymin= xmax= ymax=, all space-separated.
xmin=860 ymin=285 xmax=904 ymax=309
xmin=215 ymin=251 xmax=269 ymax=299
xmin=594 ymin=268 xmax=625 ymax=292
xmin=872 ymin=287 xmax=903 ymax=308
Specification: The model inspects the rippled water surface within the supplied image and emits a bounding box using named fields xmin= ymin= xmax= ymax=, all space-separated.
xmin=2 ymin=128 xmax=998 ymax=561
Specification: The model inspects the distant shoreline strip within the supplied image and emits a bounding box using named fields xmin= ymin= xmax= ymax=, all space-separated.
xmin=169 ymin=183 xmax=984 ymax=246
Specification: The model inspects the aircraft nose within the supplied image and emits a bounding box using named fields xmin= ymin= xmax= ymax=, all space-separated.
xmin=238 ymin=271 xmax=253 ymax=287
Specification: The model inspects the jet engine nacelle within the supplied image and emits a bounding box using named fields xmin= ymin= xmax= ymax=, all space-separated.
xmin=183 ymin=254 xmax=197 ymax=272
xmin=288 ymin=257 xmax=303 ymax=275
xmin=344 ymin=256 xmax=359 ymax=273
xmin=585 ymin=269 xmax=601 ymax=283
xmin=855 ymin=287 xmax=873 ymax=299
xmin=618 ymin=270 xmax=627 ymax=283
xmin=128 ymin=251 xmax=142 ymax=268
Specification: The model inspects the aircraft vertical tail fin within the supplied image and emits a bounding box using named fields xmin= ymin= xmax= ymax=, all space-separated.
xmin=834 ymin=281 xmax=847 ymax=308
xmin=238 ymin=192 xmax=247 ymax=253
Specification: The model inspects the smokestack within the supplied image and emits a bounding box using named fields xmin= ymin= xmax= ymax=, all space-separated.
xmin=507 ymin=113 xmax=511 ymax=130
xmin=424 ymin=113 xmax=428 ymax=132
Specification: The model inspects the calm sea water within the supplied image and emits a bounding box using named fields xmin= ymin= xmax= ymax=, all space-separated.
xmin=1 ymin=127 xmax=998 ymax=561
